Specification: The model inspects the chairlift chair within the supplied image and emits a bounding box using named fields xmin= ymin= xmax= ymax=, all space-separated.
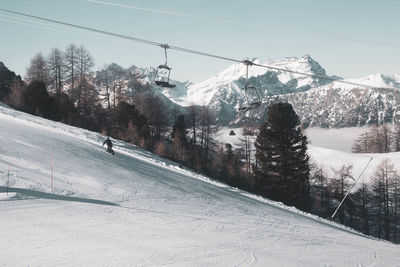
xmin=238 ymin=60 xmax=262 ymax=111
xmin=239 ymin=84 xmax=262 ymax=111
xmin=154 ymin=44 xmax=176 ymax=88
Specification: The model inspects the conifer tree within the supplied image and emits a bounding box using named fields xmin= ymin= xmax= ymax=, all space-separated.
xmin=26 ymin=53 xmax=49 ymax=84
xmin=47 ymin=48 xmax=64 ymax=95
xmin=329 ymin=165 xmax=354 ymax=224
xmin=254 ymin=102 xmax=310 ymax=211
xmin=171 ymin=114 xmax=188 ymax=162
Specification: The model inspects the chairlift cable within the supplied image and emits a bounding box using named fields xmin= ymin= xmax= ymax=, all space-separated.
xmin=0 ymin=8 xmax=387 ymax=89
xmin=0 ymin=8 xmax=161 ymax=47
xmin=251 ymin=62 xmax=377 ymax=89
xmin=169 ymin=45 xmax=243 ymax=64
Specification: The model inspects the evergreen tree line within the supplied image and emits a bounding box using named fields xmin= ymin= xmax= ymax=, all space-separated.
xmin=352 ymin=124 xmax=400 ymax=153
xmin=1 ymin=45 xmax=157 ymax=133
xmin=310 ymin=159 xmax=400 ymax=243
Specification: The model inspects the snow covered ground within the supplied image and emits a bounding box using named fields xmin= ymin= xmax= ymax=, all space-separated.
xmin=305 ymin=127 xmax=400 ymax=181
xmin=216 ymin=126 xmax=400 ymax=183
xmin=0 ymin=103 xmax=399 ymax=266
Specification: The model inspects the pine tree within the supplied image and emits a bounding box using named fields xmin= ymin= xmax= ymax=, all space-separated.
xmin=47 ymin=48 xmax=64 ymax=95
xmin=141 ymin=93 xmax=168 ymax=139
xmin=379 ymin=124 xmax=391 ymax=153
xmin=96 ymin=64 xmax=112 ymax=132
xmin=64 ymin=44 xmax=79 ymax=95
xmin=371 ymin=159 xmax=398 ymax=241
xmin=392 ymin=171 xmax=400 ymax=243
xmin=77 ymin=76 xmax=98 ymax=122
xmin=26 ymin=52 xmax=49 ymax=84
xmin=309 ymin=164 xmax=330 ymax=217
xmin=22 ymin=80 xmax=54 ymax=118
xmin=107 ymin=63 xmax=128 ymax=108
xmin=392 ymin=125 xmax=400 ymax=152
xmin=111 ymin=102 xmax=147 ymax=138
xmin=241 ymin=125 xmax=255 ymax=174
xmin=329 ymin=165 xmax=354 ymax=224
xmin=352 ymin=132 xmax=369 ymax=153
xmin=198 ymin=106 xmax=218 ymax=169
xmin=7 ymin=77 xmax=25 ymax=108
xmin=254 ymin=102 xmax=310 ymax=211
xmin=171 ymin=114 xmax=188 ymax=162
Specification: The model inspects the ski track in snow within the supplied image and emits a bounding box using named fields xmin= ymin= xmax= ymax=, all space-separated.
xmin=0 ymin=103 xmax=399 ymax=266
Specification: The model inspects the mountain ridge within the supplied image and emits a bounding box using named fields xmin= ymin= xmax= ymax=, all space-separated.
xmin=152 ymin=54 xmax=400 ymax=127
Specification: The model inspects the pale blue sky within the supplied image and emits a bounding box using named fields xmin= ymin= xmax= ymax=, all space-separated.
xmin=0 ymin=0 xmax=399 ymax=82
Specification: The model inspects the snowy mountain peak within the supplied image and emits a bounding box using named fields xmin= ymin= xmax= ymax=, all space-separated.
xmin=326 ymin=73 xmax=400 ymax=90
xmin=267 ymin=54 xmax=327 ymax=78
xmin=169 ymin=54 xmax=331 ymax=108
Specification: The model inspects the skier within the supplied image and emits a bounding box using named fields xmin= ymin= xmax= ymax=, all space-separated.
xmin=102 ymin=137 xmax=115 ymax=155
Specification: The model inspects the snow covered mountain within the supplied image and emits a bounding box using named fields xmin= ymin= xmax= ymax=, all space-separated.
xmin=165 ymin=55 xmax=330 ymax=106
xmin=94 ymin=55 xmax=400 ymax=128
xmin=1 ymin=103 xmax=400 ymax=266
xmin=265 ymin=84 xmax=400 ymax=128
xmin=159 ymin=55 xmax=333 ymax=124
xmin=153 ymin=55 xmax=400 ymax=127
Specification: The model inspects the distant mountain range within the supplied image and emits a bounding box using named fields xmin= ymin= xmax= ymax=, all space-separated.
xmin=144 ymin=54 xmax=400 ymax=128
xmin=6 ymin=54 xmax=398 ymax=128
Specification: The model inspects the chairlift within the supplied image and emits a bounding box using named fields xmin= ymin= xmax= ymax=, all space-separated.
xmin=238 ymin=60 xmax=262 ymax=111
xmin=154 ymin=44 xmax=176 ymax=88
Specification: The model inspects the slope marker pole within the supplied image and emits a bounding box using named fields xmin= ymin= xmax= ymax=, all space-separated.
xmin=51 ymin=154 xmax=54 ymax=190
xmin=7 ymin=166 xmax=10 ymax=196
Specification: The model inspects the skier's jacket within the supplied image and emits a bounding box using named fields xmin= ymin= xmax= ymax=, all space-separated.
xmin=103 ymin=137 xmax=113 ymax=149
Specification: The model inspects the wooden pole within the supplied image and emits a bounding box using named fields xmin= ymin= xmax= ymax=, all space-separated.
xmin=7 ymin=166 xmax=10 ymax=196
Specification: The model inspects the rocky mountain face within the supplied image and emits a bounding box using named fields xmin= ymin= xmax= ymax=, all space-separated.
xmin=249 ymin=86 xmax=400 ymax=128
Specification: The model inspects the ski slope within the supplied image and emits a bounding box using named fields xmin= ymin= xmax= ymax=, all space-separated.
xmin=0 ymin=103 xmax=399 ymax=266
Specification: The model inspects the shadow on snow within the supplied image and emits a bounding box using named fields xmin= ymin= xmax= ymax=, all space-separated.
xmin=0 ymin=186 xmax=118 ymax=206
